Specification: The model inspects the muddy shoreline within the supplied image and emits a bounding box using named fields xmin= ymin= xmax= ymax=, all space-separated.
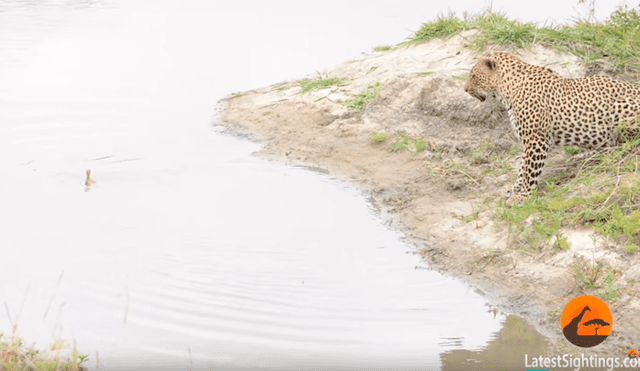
xmin=215 ymin=32 xmax=640 ymax=358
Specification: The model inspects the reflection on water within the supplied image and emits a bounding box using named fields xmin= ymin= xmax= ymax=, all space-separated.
xmin=0 ymin=1 xmax=549 ymax=370
xmin=441 ymin=315 xmax=549 ymax=371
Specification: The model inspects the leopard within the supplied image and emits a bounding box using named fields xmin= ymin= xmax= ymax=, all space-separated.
xmin=464 ymin=51 xmax=640 ymax=202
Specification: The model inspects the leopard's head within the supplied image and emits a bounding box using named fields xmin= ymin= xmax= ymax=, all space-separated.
xmin=464 ymin=57 xmax=499 ymax=102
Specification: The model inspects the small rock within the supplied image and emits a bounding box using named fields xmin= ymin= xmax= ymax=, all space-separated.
xmin=446 ymin=178 xmax=465 ymax=191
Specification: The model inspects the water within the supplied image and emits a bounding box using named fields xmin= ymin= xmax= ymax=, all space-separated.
xmin=0 ymin=1 xmax=562 ymax=370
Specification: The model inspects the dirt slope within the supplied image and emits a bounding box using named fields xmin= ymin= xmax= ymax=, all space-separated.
xmin=216 ymin=30 xmax=640 ymax=356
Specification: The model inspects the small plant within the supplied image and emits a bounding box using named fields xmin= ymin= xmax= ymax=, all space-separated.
xmin=553 ymin=232 xmax=571 ymax=250
xmin=344 ymin=82 xmax=384 ymax=111
xmin=573 ymin=258 xmax=602 ymax=289
xmin=51 ymin=339 xmax=65 ymax=351
xmin=389 ymin=131 xmax=427 ymax=152
xmin=599 ymin=269 xmax=620 ymax=302
xmin=368 ymin=131 xmax=389 ymax=143
xmin=415 ymin=139 xmax=427 ymax=151
xmin=455 ymin=206 xmax=481 ymax=227
xmin=623 ymin=243 xmax=639 ymax=253
xmin=569 ymin=259 xmax=620 ymax=301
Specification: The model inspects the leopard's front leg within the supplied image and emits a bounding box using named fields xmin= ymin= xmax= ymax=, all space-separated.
xmin=508 ymin=135 xmax=549 ymax=203
xmin=508 ymin=165 xmax=525 ymax=196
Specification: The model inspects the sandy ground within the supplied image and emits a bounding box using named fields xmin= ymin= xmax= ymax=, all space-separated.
xmin=216 ymin=30 xmax=640 ymax=357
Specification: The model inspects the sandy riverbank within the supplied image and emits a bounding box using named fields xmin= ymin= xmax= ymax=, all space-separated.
xmin=215 ymin=30 xmax=640 ymax=356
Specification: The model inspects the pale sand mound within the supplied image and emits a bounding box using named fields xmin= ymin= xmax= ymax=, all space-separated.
xmin=217 ymin=30 xmax=640 ymax=355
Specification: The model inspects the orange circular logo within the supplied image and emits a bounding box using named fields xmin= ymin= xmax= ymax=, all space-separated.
xmin=628 ymin=349 xmax=638 ymax=358
xmin=561 ymin=295 xmax=612 ymax=347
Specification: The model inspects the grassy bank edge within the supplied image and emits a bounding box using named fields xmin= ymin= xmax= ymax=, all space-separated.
xmin=391 ymin=5 xmax=640 ymax=78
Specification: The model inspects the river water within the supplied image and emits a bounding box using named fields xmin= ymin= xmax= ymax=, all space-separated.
xmin=0 ymin=1 xmax=554 ymax=370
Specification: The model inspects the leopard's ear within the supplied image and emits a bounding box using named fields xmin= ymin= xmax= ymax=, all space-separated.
xmin=484 ymin=58 xmax=496 ymax=71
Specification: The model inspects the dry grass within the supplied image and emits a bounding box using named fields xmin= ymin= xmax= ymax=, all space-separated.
xmin=0 ymin=329 xmax=89 ymax=371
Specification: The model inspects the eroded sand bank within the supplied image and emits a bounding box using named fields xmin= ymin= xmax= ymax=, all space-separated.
xmin=216 ymin=30 xmax=640 ymax=355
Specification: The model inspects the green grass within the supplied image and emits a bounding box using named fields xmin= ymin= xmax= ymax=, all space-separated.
xmin=563 ymin=146 xmax=583 ymax=155
xmin=494 ymin=133 xmax=640 ymax=253
xmin=553 ymin=232 xmax=571 ymax=250
xmin=571 ymin=258 xmax=620 ymax=301
xmin=400 ymin=15 xmax=468 ymax=46
xmin=400 ymin=7 xmax=640 ymax=74
xmin=374 ymin=45 xmax=393 ymax=52
xmin=484 ymin=162 xmax=512 ymax=176
xmin=0 ymin=332 xmax=88 ymax=371
xmin=599 ymin=268 xmax=620 ymax=301
xmin=297 ymin=77 xmax=346 ymax=94
xmin=467 ymin=12 xmax=539 ymax=51
xmin=344 ymin=82 xmax=384 ymax=111
xmin=623 ymin=243 xmax=639 ymax=253
xmin=446 ymin=128 xmax=640 ymax=262
xmin=274 ymin=83 xmax=293 ymax=92
xmin=368 ymin=131 xmax=389 ymax=143
xmin=389 ymin=131 xmax=426 ymax=152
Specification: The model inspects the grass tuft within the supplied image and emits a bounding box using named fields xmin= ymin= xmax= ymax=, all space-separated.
xmin=400 ymin=14 xmax=468 ymax=46
xmin=298 ymin=77 xmax=346 ymax=94
xmin=374 ymin=45 xmax=393 ymax=52
xmin=368 ymin=131 xmax=389 ymax=143
xmin=0 ymin=332 xmax=88 ymax=371
xmin=344 ymin=82 xmax=384 ymax=111
xmin=571 ymin=257 xmax=620 ymax=301
xmin=390 ymin=131 xmax=427 ymax=152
